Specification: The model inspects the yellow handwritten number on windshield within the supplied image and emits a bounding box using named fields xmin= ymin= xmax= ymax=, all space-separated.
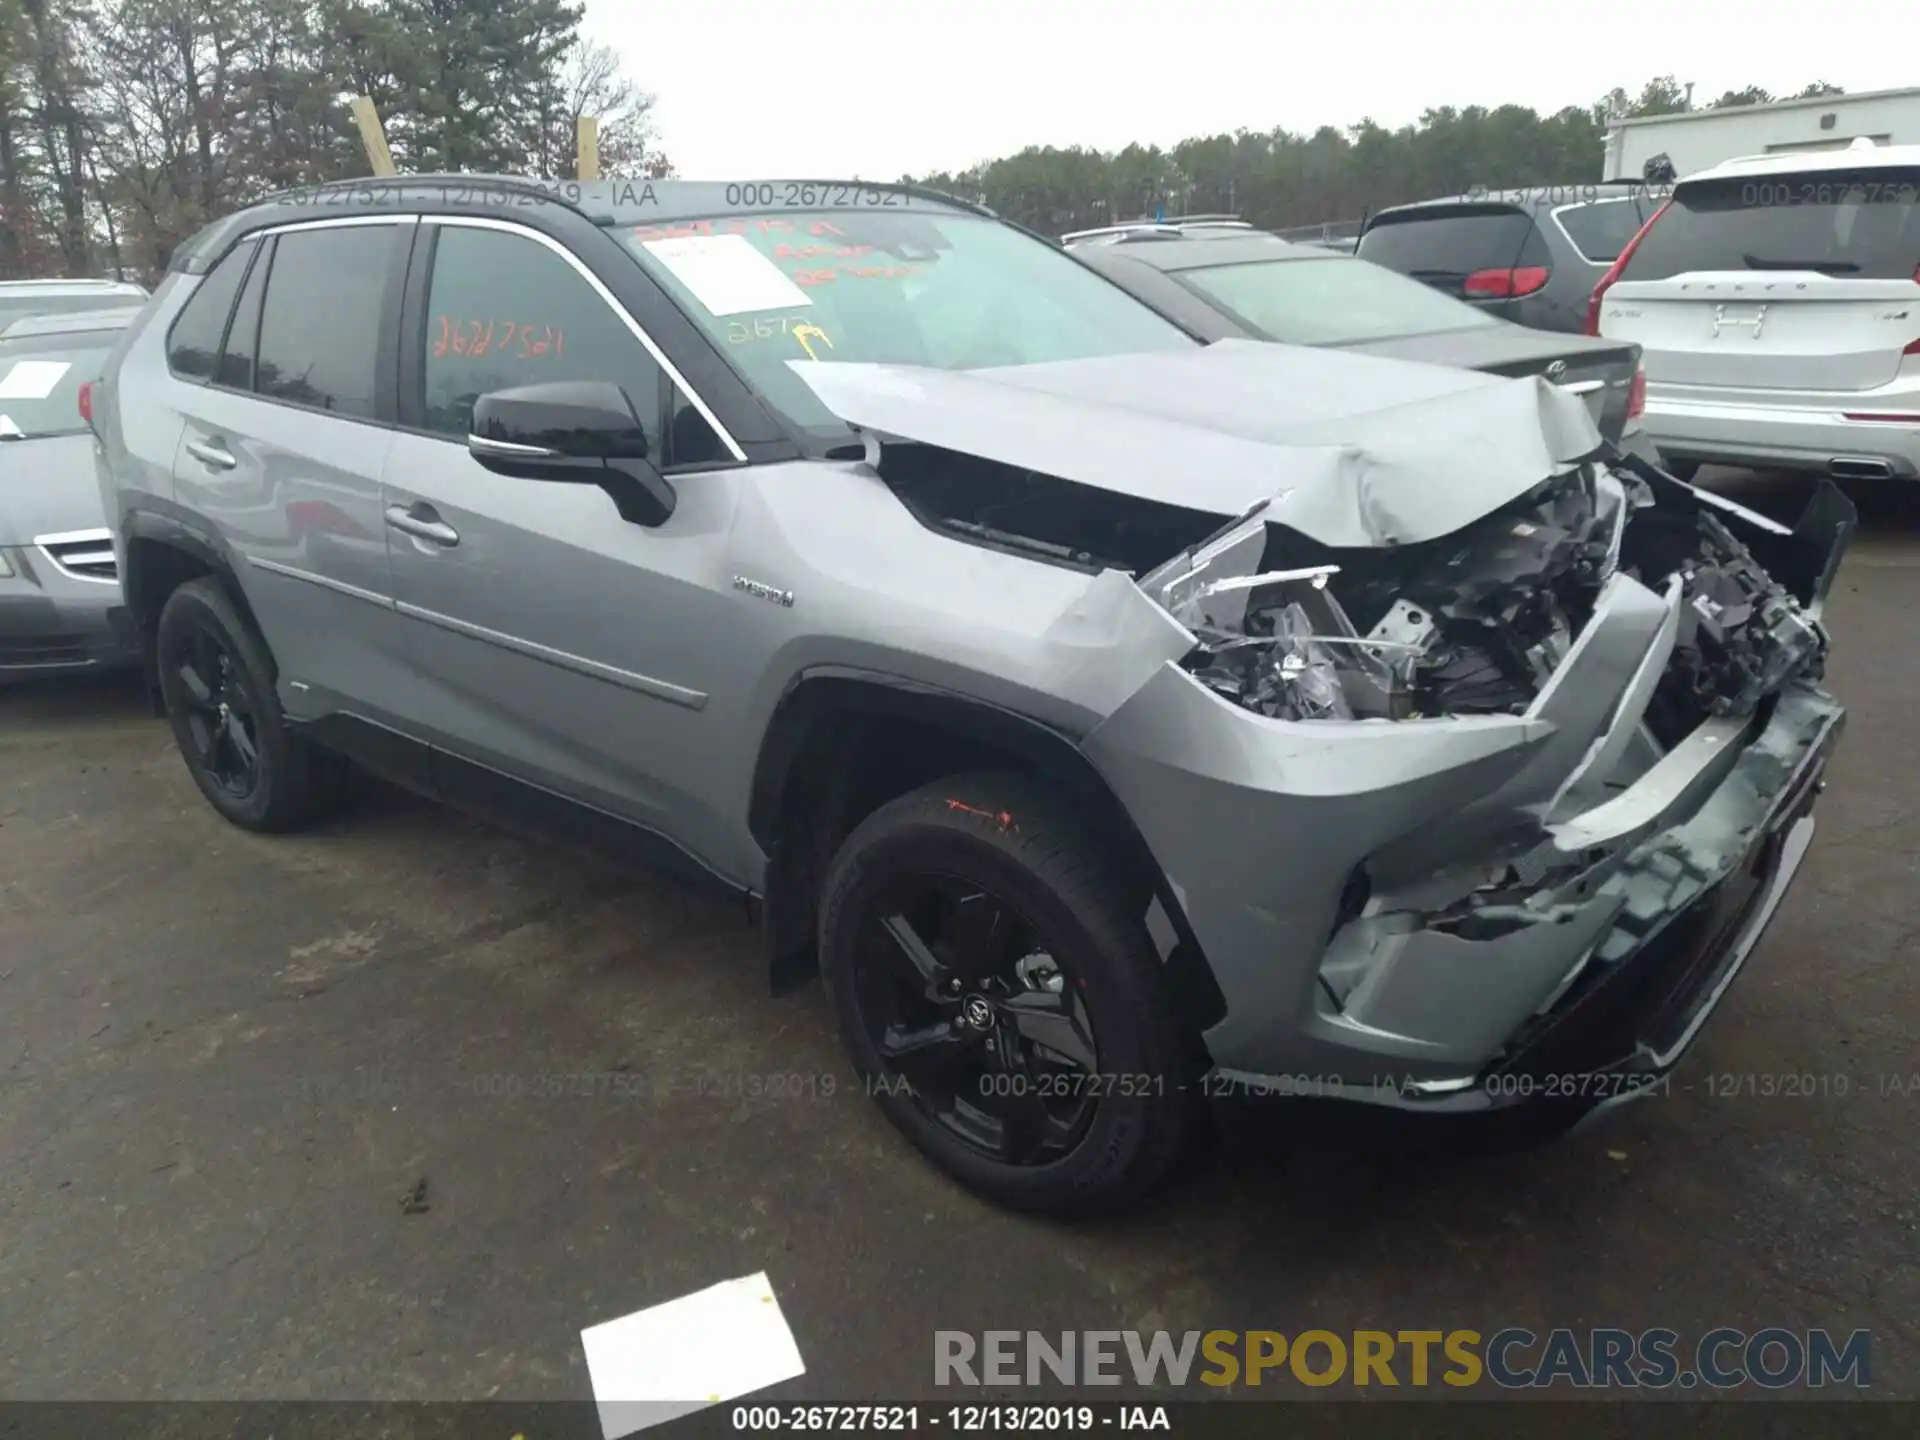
xmin=792 ymin=323 xmax=833 ymax=362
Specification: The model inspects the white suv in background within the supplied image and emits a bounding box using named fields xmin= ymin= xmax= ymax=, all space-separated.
xmin=1590 ymin=139 xmax=1920 ymax=483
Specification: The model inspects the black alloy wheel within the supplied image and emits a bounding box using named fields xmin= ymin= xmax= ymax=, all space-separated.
xmin=818 ymin=773 xmax=1192 ymax=1216
xmin=155 ymin=576 xmax=337 ymax=833
xmin=172 ymin=622 xmax=262 ymax=801
xmin=858 ymin=870 xmax=1101 ymax=1166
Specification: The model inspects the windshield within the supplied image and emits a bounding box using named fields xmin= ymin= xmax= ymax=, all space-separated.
xmin=0 ymin=292 xmax=139 ymax=329
xmin=1177 ymin=256 xmax=1501 ymax=344
xmin=0 ymin=334 xmax=113 ymax=440
xmin=1621 ymin=167 xmax=1920 ymax=281
xmin=621 ymin=208 xmax=1194 ymax=434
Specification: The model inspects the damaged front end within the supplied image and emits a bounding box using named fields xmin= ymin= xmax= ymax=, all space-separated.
xmin=1145 ymin=459 xmax=1826 ymax=741
xmin=790 ymin=346 xmax=1853 ymax=1108
xmin=1111 ymin=453 xmax=1853 ymax=1101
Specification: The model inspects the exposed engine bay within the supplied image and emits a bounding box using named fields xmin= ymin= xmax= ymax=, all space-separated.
xmin=878 ymin=437 xmax=1830 ymax=747
xmin=1138 ymin=460 xmax=1828 ymax=742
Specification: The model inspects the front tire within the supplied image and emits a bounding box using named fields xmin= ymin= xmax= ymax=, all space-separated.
xmin=818 ymin=772 xmax=1192 ymax=1217
xmin=155 ymin=577 xmax=333 ymax=833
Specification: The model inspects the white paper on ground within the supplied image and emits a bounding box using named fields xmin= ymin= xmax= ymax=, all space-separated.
xmin=0 ymin=415 xmax=21 ymax=437
xmin=0 ymin=360 xmax=72 ymax=400
xmin=581 ymin=1270 xmax=806 ymax=1440
xmin=641 ymin=234 xmax=813 ymax=317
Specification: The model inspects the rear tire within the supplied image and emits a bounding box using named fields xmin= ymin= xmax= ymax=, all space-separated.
xmin=155 ymin=577 xmax=336 ymax=833
xmin=818 ymin=772 xmax=1192 ymax=1217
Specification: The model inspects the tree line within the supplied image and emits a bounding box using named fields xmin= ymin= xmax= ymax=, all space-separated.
xmin=0 ymin=0 xmax=667 ymax=283
xmin=905 ymin=77 xmax=1848 ymax=239
xmin=0 ymin=25 xmax=1851 ymax=287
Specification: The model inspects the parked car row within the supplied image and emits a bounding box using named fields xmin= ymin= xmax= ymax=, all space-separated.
xmin=1 ymin=176 xmax=1856 ymax=1219
xmin=1358 ymin=141 xmax=1920 ymax=484
xmin=1060 ymin=217 xmax=1658 ymax=464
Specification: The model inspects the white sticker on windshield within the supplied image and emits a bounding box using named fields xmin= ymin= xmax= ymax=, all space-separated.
xmin=0 ymin=360 xmax=72 ymax=399
xmin=641 ymin=234 xmax=812 ymax=317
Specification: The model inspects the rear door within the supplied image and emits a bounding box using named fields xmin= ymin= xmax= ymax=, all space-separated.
xmin=170 ymin=216 xmax=418 ymax=725
xmin=1600 ymin=164 xmax=1920 ymax=393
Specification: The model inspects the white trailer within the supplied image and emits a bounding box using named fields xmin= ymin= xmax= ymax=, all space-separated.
xmin=1604 ymin=86 xmax=1920 ymax=182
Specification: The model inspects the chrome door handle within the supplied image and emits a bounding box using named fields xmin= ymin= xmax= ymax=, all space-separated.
xmin=185 ymin=438 xmax=237 ymax=470
xmin=385 ymin=504 xmax=460 ymax=547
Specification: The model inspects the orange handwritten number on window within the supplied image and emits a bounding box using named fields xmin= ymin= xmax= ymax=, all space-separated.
xmin=431 ymin=315 xmax=449 ymax=359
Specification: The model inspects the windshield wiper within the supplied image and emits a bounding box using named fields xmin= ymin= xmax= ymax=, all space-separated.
xmin=1742 ymin=254 xmax=1861 ymax=274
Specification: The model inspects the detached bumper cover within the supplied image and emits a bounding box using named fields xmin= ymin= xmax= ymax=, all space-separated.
xmin=1086 ymin=648 xmax=1841 ymax=1100
xmin=1214 ymin=687 xmax=1835 ymax=1117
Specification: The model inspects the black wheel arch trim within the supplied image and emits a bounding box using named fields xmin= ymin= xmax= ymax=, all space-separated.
xmin=118 ymin=501 xmax=265 ymax=709
xmin=749 ymin=668 xmax=1228 ymax=1034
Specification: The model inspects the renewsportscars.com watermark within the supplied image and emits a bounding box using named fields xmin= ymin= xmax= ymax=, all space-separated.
xmin=934 ymin=1328 xmax=1872 ymax=1390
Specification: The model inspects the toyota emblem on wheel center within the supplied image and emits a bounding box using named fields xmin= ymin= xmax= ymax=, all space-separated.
xmin=963 ymin=995 xmax=994 ymax=1029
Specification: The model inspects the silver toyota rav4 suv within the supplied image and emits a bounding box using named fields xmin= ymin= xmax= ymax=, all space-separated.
xmin=94 ymin=176 xmax=1854 ymax=1215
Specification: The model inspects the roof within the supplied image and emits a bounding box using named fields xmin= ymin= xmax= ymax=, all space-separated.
xmin=1071 ymin=230 xmax=1334 ymax=272
xmin=1607 ymin=85 xmax=1920 ymax=130
xmin=1368 ymin=184 xmax=1653 ymax=221
xmin=1060 ymin=216 xmax=1253 ymax=244
xmin=1680 ymin=139 xmax=1920 ymax=182
xmin=0 ymin=278 xmax=146 ymax=295
xmin=172 ymin=175 xmax=997 ymax=274
xmin=0 ymin=305 xmax=142 ymax=339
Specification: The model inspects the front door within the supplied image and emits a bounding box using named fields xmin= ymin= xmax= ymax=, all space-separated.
xmin=381 ymin=215 xmax=749 ymax=878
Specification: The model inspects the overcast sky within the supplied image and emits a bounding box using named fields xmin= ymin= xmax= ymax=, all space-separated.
xmin=581 ymin=0 xmax=1912 ymax=179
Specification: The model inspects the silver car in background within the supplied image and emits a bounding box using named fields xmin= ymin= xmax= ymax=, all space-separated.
xmin=1 ymin=306 xmax=142 ymax=679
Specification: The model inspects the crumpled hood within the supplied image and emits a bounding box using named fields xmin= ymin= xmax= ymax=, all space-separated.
xmin=791 ymin=338 xmax=1605 ymax=548
xmin=0 ymin=432 xmax=108 ymax=547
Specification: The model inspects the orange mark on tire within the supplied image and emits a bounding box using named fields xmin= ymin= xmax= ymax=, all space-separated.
xmin=946 ymin=799 xmax=1018 ymax=833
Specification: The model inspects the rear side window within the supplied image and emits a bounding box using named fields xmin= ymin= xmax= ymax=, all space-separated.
xmin=255 ymin=224 xmax=393 ymax=418
xmin=1553 ymin=199 xmax=1649 ymax=262
xmin=215 ymin=240 xmax=270 ymax=390
xmin=166 ymin=243 xmax=255 ymax=381
xmin=1357 ymin=206 xmax=1540 ymax=280
xmin=1622 ymin=167 xmax=1920 ymax=281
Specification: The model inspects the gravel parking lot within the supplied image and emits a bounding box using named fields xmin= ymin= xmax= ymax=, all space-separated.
xmin=2 ymin=470 xmax=1916 ymax=1406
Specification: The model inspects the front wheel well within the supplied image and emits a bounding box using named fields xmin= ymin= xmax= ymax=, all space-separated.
xmin=750 ymin=676 xmax=1226 ymax=1038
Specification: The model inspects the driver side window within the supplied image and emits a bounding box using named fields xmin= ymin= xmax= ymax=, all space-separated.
xmin=420 ymin=224 xmax=671 ymax=453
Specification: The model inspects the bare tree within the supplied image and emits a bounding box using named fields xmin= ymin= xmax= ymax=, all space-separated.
xmin=537 ymin=36 xmax=667 ymax=179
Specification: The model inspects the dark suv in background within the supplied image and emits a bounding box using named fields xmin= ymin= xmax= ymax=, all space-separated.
xmin=1358 ymin=185 xmax=1666 ymax=334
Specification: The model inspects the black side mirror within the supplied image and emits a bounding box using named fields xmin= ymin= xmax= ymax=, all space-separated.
xmin=468 ymin=380 xmax=676 ymax=526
